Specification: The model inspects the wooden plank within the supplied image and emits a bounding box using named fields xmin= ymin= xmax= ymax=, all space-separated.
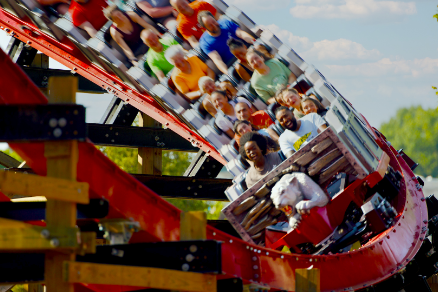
xmin=311 ymin=138 xmax=333 ymax=155
xmin=307 ymin=149 xmax=342 ymax=176
xmin=294 ymin=151 xmax=318 ymax=166
xmin=427 ymin=275 xmax=438 ymax=292
xmin=318 ymin=156 xmax=350 ymax=184
xmin=0 ymin=223 xmax=78 ymax=250
xmin=44 ymin=76 xmax=79 ymax=292
xmin=0 ymin=170 xmax=89 ymax=203
xmin=295 ymin=268 xmax=320 ymax=292
xmin=27 ymin=283 xmax=44 ymax=292
xmin=0 ymin=285 xmax=13 ymax=292
xmin=63 ymin=262 xmax=217 ymax=292
xmin=0 ymin=151 xmax=21 ymax=168
xmin=294 ymin=140 xmax=336 ymax=167
xmin=180 ymin=211 xmax=207 ymax=240
xmin=78 ymin=232 xmax=97 ymax=255
xmin=138 ymin=113 xmax=162 ymax=175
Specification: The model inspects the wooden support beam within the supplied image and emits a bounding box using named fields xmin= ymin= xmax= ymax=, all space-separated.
xmin=0 ymin=218 xmax=79 ymax=250
xmin=0 ymin=170 xmax=89 ymax=203
xmin=63 ymin=262 xmax=217 ymax=292
xmin=295 ymin=268 xmax=320 ymax=292
xmin=27 ymin=283 xmax=44 ymax=292
xmin=0 ymin=285 xmax=13 ymax=292
xmin=0 ymin=151 xmax=21 ymax=168
xmin=137 ymin=113 xmax=162 ymax=175
xmin=44 ymin=76 xmax=79 ymax=292
xmin=180 ymin=211 xmax=207 ymax=240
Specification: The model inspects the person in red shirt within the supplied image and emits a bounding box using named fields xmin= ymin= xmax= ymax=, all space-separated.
xmin=69 ymin=0 xmax=109 ymax=38
xmin=170 ymin=0 xmax=218 ymax=48
xmin=234 ymin=101 xmax=278 ymax=145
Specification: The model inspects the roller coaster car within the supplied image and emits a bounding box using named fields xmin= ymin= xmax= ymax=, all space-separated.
xmin=223 ymin=95 xmax=397 ymax=255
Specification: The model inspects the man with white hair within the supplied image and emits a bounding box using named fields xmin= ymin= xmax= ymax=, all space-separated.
xmin=198 ymin=76 xmax=217 ymax=96
xmin=165 ymin=45 xmax=215 ymax=101
xmin=141 ymin=30 xmax=179 ymax=82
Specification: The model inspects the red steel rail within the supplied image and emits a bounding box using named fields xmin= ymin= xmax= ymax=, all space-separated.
xmin=0 ymin=9 xmax=429 ymax=291
xmin=0 ymin=8 xmax=226 ymax=165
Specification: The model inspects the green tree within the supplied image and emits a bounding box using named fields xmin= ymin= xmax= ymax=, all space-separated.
xmin=380 ymin=106 xmax=438 ymax=177
xmin=99 ymin=147 xmax=226 ymax=219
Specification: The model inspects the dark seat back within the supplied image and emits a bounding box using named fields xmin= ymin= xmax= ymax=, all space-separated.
xmin=208 ymin=117 xmax=223 ymax=135
xmin=266 ymin=102 xmax=280 ymax=122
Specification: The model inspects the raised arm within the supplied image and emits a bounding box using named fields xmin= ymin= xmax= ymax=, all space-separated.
xmin=288 ymin=71 xmax=297 ymax=84
xmin=317 ymin=124 xmax=327 ymax=133
xmin=235 ymin=28 xmax=255 ymax=45
xmin=186 ymin=36 xmax=199 ymax=48
xmin=285 ymin=150 xmax=295 ymax=158
xmin=79 ymin=21 xmax=98 ymax=38
xmin=208 ymin=51 xmax=228 ymax=74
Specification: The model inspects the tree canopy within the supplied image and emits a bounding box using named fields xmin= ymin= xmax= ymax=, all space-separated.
xmin=99 ymin=146 xmax=226 ymax=219
xmin=380 ymin=106 xmax=438 ymax=177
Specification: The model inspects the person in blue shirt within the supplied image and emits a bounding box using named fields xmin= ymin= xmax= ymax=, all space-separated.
xmin=197 ymin=11 xmax=255 ymax=75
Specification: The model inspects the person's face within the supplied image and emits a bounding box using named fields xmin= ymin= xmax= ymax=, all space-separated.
xmin=173 ymin=0 xmax=191 ymax=14
xmin=247 ymin=53 xmax=264 ymax=70
xmin=235 ymin=103 xmax=251 ymax=121
xmin=211 ymin=92 xmax=227 ymax=110
xmin=172 ymin=54 xmax=187 ymax=70
xmin=236 ymin=123 xmax=252 ymax=136
xmin=202 ymin=16 xmax=220 ymax=34
xmin=231 ymin=46 xmax=247 ymax=62
xmin=276 ymin=109 xmax=296 ymax=130
xmin=111 ymin=10 xmax=126 ymax=23
xmin=219 ymin=82 xmax=237 ymax=99
xmin=143 ymin=32 xmax=160 ymax=50
xmin=282 ymin=91 xmax=301 ymax=109
xmin=244 ymin=141 xmax=263 ymax=163
xmin=302 ymin=100 xmax=318 ymax=115
xmin=203 ymin=80 xmax=216 ymax=94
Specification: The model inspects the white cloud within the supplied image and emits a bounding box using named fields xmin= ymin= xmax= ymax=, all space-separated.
xmin=261 ymin=24 xmax=313 ymax=52
xmin=305 ymin=38 xmax=381 ymax=60
xmin=226 ymin=0 xmax=291 ymax=10
xmin=260 ymin=24 xmax=380 ymax=61
xmin=290 ymin=0 xmax=416 ymax=20
xmin=326 ymin=57 xmax=438 ymax=77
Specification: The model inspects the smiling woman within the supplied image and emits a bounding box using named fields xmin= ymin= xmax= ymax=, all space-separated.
xmin=239 ymin=132 xmax=282 ymax=188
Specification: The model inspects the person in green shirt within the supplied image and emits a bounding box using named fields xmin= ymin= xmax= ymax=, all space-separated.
xmin=247 ymin=50 xmax=296 ymax=104
xmin=141 ymin=30 xmax=179 ymax=82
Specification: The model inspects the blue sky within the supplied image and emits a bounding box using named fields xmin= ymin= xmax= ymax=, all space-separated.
xmin=0 ymin=0 xmax=437 ymax=132
xmin=226 ymin=0 xmax=438 ymax=128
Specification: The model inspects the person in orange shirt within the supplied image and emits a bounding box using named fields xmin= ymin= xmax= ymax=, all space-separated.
xmin=164 ymin=45 xmax=215 ymax=101
xmin=170 ymin=0 xmax=218 ymax=48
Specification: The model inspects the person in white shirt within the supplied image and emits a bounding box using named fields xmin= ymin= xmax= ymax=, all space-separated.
xmin=275 ymin=106 xmax=327 ymax=158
